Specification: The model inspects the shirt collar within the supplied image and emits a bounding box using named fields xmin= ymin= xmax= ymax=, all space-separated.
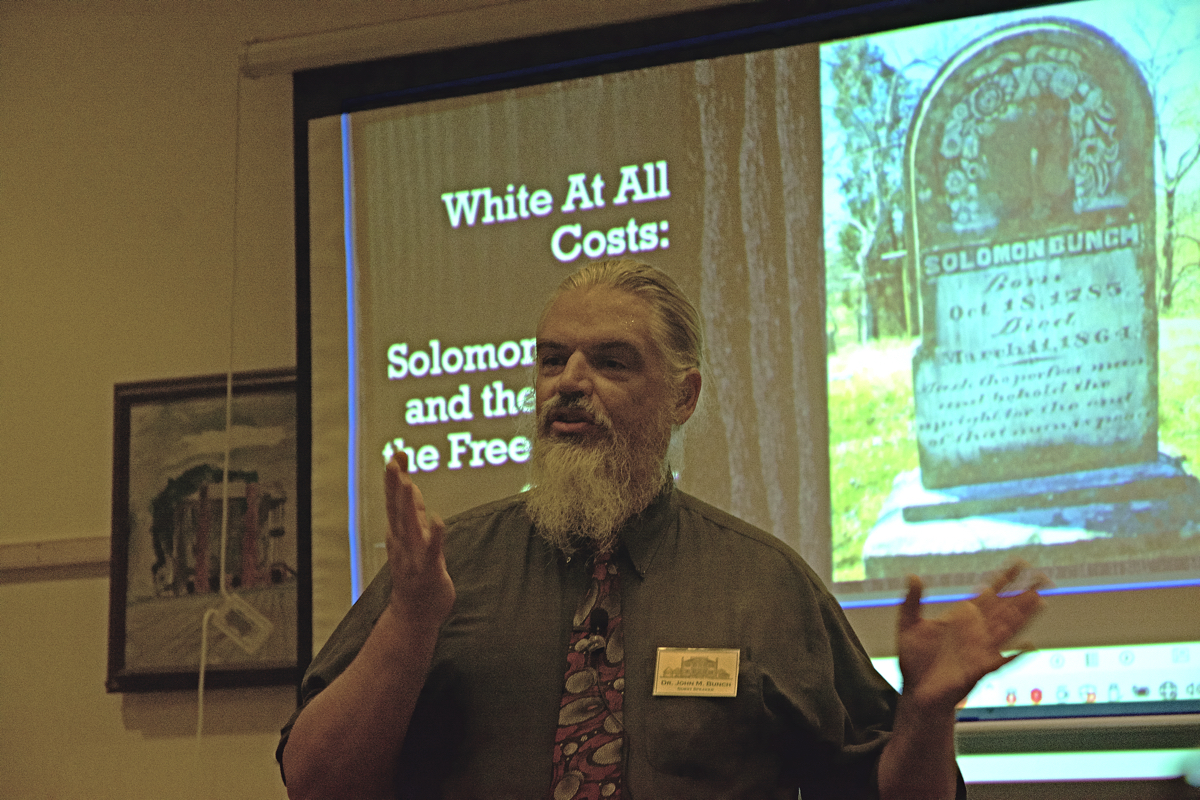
xmin=616 ymin=482 xmax=677 ymax=578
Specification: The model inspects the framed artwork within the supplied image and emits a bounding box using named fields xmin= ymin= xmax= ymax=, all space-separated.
xmin=107 ymin=368 xmax=302 ymax=692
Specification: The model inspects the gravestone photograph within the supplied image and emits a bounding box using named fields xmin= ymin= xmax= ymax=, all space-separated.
xmin=821 ymin=12 xmax=1200 ymax=589
xmin=909 ymin=19 xmax=1156 ymax=489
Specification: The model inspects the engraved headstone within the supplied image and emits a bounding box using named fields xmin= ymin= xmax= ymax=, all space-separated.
xmin=907 ymin=19 xmax=1157 ymax=490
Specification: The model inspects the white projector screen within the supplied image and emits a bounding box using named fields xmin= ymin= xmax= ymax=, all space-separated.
xmin=297 ymin=0 xmax=1200 ymax=772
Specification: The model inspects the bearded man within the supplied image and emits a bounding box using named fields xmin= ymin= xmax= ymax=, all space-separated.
xmin=278 ymin=259 xmax=1043 ymax=800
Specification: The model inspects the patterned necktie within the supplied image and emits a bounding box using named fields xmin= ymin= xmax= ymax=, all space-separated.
xmin=549 ymin=550 xmax=624 ymax=800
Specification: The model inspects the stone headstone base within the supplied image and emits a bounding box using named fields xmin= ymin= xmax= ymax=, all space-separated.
xmin=861 ymin=454 xmax=1200 ymax=580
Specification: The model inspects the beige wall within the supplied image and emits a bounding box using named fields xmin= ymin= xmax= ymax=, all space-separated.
xmin=3 ymin=4 xmax=1192 ymax=800
xmin=0 ymin=1 xmax=735 ymax=797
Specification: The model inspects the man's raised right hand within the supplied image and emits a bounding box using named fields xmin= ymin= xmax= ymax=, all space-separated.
xmin=383 ymin=452 xmax=456 ymax=627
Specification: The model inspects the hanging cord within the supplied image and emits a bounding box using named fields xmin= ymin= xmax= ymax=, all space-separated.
xmin=198 ymin=62 xmax=244 ymax=741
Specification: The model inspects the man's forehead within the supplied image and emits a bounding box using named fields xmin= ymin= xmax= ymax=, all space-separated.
xmin=537 ymin=286 xmax=656 ymax=343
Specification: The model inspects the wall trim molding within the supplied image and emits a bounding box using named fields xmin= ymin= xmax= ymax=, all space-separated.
xmin=239 ymin=0 xmax=743 ymax=78
xmin=0 ymin=536 xmax=110 ymax=576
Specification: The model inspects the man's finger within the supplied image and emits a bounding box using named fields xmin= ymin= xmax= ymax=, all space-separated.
xmin=987 ymin=561 xmax=1026 ymax=595
xmin=384 ymin=456 xmax=401 ymax=525
xmin=995 ymin=643 xmax=1038 ymax=670
xmin=898 ymin=574 xmax=925 ymax=630
xmin=385 ymin=454 xmax=409 ymax=527
xmin=982 ymin=579 xmax=1046 ymax=649
xmin=424 ymin=513 xmax=447 ymax=567
xmin=385 ymin=452 xmax=426 ymax=551
xmin=403 ymin=478 xmax=431 ymax=544
xmin=1004 ymin=587 xmax=1046 ymax=631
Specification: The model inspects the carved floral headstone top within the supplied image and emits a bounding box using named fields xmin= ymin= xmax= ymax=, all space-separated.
xmin=906 ymin=19 xmax=1157 ymax=489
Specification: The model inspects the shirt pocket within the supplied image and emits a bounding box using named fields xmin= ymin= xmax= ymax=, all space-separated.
xmin=639 ymin=659 xmax=776 ymax=782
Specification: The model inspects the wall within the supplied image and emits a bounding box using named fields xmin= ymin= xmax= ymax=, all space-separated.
xmin=0 ymin=1 xmax=730 ymax=797
xmin=6 ymin=3 xmax=1188 ymax=799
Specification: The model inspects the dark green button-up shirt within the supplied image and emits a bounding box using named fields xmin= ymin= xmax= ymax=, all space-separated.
xmin=280 ymin=487 xmax=933 ymax=799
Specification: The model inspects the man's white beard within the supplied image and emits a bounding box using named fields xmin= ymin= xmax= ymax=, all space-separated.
xmin=525 ymin=395 xmax=672 ymax=555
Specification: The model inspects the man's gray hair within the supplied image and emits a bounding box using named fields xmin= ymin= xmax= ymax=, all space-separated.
xmin=541 ymin=259 xmax=703 ymax=383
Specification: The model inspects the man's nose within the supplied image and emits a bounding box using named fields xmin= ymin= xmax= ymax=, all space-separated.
xmin=556 ymin=352 xmax=593 ymax=395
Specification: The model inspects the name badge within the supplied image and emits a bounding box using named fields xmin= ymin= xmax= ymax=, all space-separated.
xmin=652 ymin=647 xmax=740 ymax=697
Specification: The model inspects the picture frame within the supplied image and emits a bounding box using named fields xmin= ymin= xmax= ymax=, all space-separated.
xmin=107 ymin=368 xmax=302 ymax=692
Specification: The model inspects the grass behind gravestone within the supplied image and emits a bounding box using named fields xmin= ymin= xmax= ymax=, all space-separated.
xmin=828 ymin=337 xmax=920 ymax=582
xmin=1159 ymin=317 xmax=1200 ymax=479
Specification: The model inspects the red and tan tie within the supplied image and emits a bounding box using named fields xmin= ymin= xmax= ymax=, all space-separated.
xmin=549 ymin=551 xmax=624 ymax=800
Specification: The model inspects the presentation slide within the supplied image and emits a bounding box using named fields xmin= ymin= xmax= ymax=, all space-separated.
xmin=312 ymin=42 xmax=834 ymax=605
xmin=305 ymin=0 xmax=1200 ymax=664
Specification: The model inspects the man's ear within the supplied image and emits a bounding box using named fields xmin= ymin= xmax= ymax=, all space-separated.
xmin=673 ymin=369 xmax=702 ymax=425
